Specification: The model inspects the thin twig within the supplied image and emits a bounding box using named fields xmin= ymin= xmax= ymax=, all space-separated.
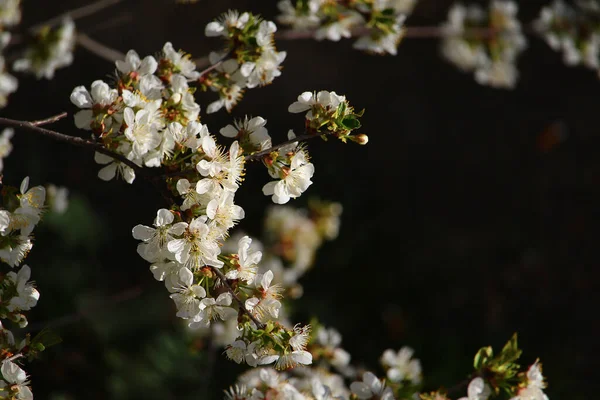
xmin=197 ymin=60 xmax=222 ymax=78
xmin=194 ymin=55 xmax=211 ymax=70
xmin=210 ymin=266 xmax=266 ymax=330
xmin=85 ymin=12 xmax=133 ymax=35
xmin=30 ymin=112 xmax=68 ymax=126
xmin=158 ymin=133 xmax=322 ymax=179
xmin=29 ymin=0 xmax=124 ymax=33
xmin=76 ymin=33 xmax=125 ymax=63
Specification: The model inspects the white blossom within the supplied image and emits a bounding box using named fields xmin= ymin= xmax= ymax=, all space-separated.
xmin=0 ymin=54 xmax=18 ymax=109
xmin=458 ymin=377 xmax=492 ymax=400
xmin=220 ymin=115 xmax=272 ymax=151
xmin=70 ymin=80 xmax=119 ymax=130
xmin=225 ymin=236 xmax=261 ymax=283
xmin=0 ymin=127 xmax=13 ymax=172
xmin=167 ymin=216 xmax=223 ymax=269
xmin=13 ymin=18 xmax=75 ymax=79
xmin=190 ymin=292 xmax=237 ymax=329
xmin=5 ymin=265 xmax=39 ymax=312
xmin=350 ymin=371 xmax=395 ymax=400
xmin=116 ymin=49 xmax=158 ymax=77
xmin=0 ymin=0 xmax=21 ymax=28
xmin=162 ymin=42 xmax=200 ymax=80
xmin=169 ymin=267 xmax=206 ymax=319
xmin=263 ymin=151 xmax=315 ymax=204
xmin=380 ymin=346 xmax=422 ymax=384
xmin=0 ymin=359 xmax=33 ymax=400
xmin=132 ymin=208 xmax=187 ymax=262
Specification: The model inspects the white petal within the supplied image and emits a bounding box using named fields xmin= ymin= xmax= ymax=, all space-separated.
xmin=155 ymin=209 xmax=174 ymax=226
xmin=132 ymin=225 xmax=154 ymax=241
xmin=350 ymin=382 xmax=372 ymax=399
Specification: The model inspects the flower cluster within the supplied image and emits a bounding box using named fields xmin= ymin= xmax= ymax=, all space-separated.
xmin=0 ymin=177 xmax=44 ymax=268
xmin=187 ymin=199 xmax=344 ymax=349
xmin=13 ymin=18 xmax=75 ymax=79
xmin=105 ymin=41 xmax=365 ymax=368
xmin=203 ymin=11 xmax=287 ymax=113
xmin=288 ymin=90 xmax=367 ymax=144
xmin=0 ymin=128 xmax=14 ymax=173
xmin=0 ymin=32 xmax=17 ymax=109
xmin=224 ymin=321 xmax=423 ymax=400
xmin=0 ymin=176 xmax=46 ymax=399
xmin=440 ymin=1 xmax=527 ymax=89
xmin=70 ymin=42 xmax=204 ymax=183
xmin=0 ymin=0 xmax=21 ymax=30
xmin=534 ymin=0 xmax=600 ymax=73
xmin=1 ymin=2 xmax=76 ymax=108
xmin=276 ymin=0 xmax=413 ymax=55
xmin=449 ymin=334 xmax=551 ymax=400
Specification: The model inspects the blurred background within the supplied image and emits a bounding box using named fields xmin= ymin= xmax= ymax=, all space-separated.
xmin=1 ymin=0 xmax=598 ymax=398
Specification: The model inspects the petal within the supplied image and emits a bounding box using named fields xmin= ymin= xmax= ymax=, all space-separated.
xmin=220 ymin=124 xmax=238 ymax=138
xmin=155 ymin=209 xmax=174 ymax=226
xmin=292 ymin=350 xmax=312 ymax=365
xmin=70 ymin=86 xmax=92 ymax=108
xmin=98 ymin=164 xmax=117 ymax=181
xmin=262 ymin=181 xmax=277 ymax=196
xmin=169 ymin=222 xmax=188 ymax=236
xmin=74 ymin=110 xmax=93 ymax=130
xmin=178 ymin=267 xmax=194 ymax=286
xmin=132 ymin=225 xmax=155 ymax=241
xmin=350 ymin=382 xmax=372 ymax=399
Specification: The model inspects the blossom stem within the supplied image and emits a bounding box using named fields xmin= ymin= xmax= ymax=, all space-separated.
xmin=194 ymin=55 xmax=210 ymax=70
xmin=158 ymin=132 xmax=322 ymax=179
xmin=246 ymin=133 xmax=321 ymax=161
xmin=209 ymin=266 xmax=266 ymax=330
xmin=196 ymin=60 xmax=223 ymax=79
xmin=29 ymin=0 xmax=125 ymax=33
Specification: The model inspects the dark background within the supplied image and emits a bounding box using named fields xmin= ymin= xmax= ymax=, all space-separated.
xmin=1 ymin=0 xmax=598 ymax=398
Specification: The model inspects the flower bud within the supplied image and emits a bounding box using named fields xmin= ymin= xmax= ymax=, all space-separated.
xmin=351 ymin=134 xmax=369 ymax=145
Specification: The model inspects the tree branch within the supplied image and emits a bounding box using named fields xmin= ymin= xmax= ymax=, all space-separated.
xmin=210 ymin=266 xmax=266 ymax=330
xmin=76 ymin=33 xmax=125 ymax=63
xmin=0 ymin=113 xmax=141 ymax=172
xmin=275 ymin=25 xmax=531 ymax=41
xmin=29 ymin=0 xmax=125 ymax=33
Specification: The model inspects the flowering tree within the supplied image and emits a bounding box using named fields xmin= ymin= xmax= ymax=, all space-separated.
xmin=0 ymin=0 xmax=594 ymax=398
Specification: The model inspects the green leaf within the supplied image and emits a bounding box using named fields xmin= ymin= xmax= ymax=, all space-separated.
xmin=31 ymin=327 xmax=63 ymax=349
xmin=473 ymin=346 xmax=493 ymax=369
xmin=341 ymin=116 xmax=361 ymax=130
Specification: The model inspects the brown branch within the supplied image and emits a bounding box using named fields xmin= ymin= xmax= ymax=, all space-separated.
xmin=29 ymin=0 xmax=125 ymax=33
xmin=76 ymin=33 xmax=125 ymax=63
xmin=0 ymin=113 xmax=141 ymax=172
xmin=275 ymin=25 xmax=532 ymax=41
xmin=210 ymin=266 xmax=266 ymax=330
